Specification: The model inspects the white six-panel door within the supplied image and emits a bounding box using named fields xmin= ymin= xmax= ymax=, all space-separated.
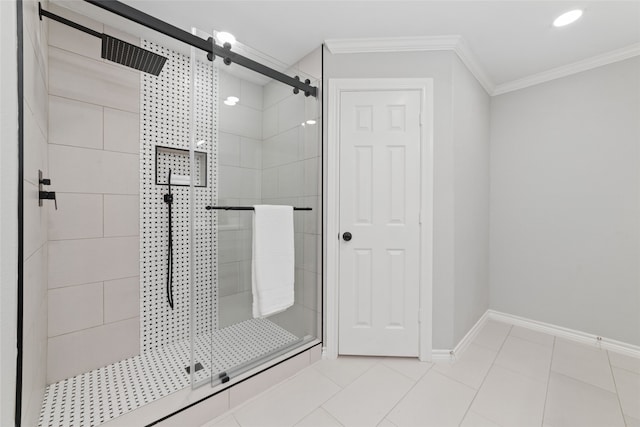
xmin=338 ymin=89 xmax=422 ymax=356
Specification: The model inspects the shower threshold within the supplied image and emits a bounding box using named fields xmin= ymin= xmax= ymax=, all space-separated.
xmin=38 ymin=318 xmax=300 ymax=427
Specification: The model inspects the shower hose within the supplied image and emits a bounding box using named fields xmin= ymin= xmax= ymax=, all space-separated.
xmin=164 ymin=169 xmax=174 ymax=309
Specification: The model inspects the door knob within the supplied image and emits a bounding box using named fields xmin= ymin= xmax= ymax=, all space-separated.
xmin=342 ymin=232 xmax=352 ymax=241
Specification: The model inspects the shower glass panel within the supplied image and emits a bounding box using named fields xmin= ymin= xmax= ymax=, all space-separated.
xmin=34 ymin=2 xmax=320 ymax=422
xmin=188 ymin=28 xmax=218 ymax=387
xmin=189 ymin=30 xmax=321 ymax=388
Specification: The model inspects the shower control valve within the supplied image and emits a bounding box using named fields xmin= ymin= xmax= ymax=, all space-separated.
xmin=38 ymin=169 xmax=57 ymax=209
xmin=39 ymin=191 xmax=57 ymax=210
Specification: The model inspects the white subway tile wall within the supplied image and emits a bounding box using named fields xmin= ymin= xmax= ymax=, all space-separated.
xmin=103 ymin=194 xmax=139 ymax=237
xmin=47 ymin=5 xmax=102 ymax=60
xmin=104 ymin=107 xmax=140 ymax=154
xmin=47 ymin=317 xmax=140 ymax=383
xmin=46 ymin=5 xmax=141 ymax=382
xmin=104 ymin=276 xmax=140 ymax=323
xmin=216 ymin=49 xmax=321 ymax=341
xmin=48 ymin=96 xmax=103 ymax=149
xmin=49 ymin=46 xmax=139 ymax=113
xmin=22 ymin=1 xmax=50 ymax=425
xmin=48 ymin=237 xmax=139 ymax=289
xmin=216 ymin=70 xmax=262 ymax=325
xmin=49 ymin=145 xmax=139 ymax=194
xmin=47 ymin=193 xmax=103 ymax=240
xmin=48 ymin=282 xmax=104 ymax=337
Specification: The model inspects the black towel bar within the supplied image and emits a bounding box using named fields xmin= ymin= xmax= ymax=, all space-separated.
xmin=205 ymin=206 xmax=311 ymax=211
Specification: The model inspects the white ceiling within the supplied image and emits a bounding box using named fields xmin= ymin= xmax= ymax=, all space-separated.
xmin=61 ymin=1 xmax=640 ymax=89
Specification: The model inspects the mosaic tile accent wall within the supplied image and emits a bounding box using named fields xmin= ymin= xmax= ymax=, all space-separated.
xmin=140 ymin=40 xmax=218 ymax=351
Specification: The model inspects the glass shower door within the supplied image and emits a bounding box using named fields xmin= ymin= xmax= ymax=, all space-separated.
xmin=188 ymin=28 xmax=217 ymax=388
xmin=189 ymin=29 xmax=322 ymax=389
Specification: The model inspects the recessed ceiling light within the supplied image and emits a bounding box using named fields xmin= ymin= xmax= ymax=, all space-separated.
xmin=553 ymin=9 xmax=583 ymax=27
xmin=223 ymin=99 xmax=237 ymax=106
xmin=216 ymin=31 xmax=236 ymax=46
xmin=306 ymin=120 xmax=316 ymax=125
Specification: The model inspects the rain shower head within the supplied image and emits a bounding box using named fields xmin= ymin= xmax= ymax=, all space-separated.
xmin=101 ymin=34 xmax=166 ymax=76
xmin=39 ymin=3 xmax=167 ymax=76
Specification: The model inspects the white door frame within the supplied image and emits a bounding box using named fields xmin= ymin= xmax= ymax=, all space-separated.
xmin=326 ymin=78 xmax=434 ymax=361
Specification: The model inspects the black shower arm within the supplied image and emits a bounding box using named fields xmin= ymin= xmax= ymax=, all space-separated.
xmin=83 ymin=0 xmax=318 ymax=97
xmin=39 ymin=4 xmax=102 ymax=39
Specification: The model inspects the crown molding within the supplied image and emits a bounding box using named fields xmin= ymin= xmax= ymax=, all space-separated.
xmin=324 ymin=37 xmax=640 ymax=97
xmin=325 ymin=36 xmax=495 ymax=94
xmin=451 ymin=38 xmax=495 ymax=95
xmin=492 ymin=43 xmax=640 ymax=96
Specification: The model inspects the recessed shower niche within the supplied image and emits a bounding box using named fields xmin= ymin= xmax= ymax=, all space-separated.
xmin=155 ymin=146 xmax=208 ymax=187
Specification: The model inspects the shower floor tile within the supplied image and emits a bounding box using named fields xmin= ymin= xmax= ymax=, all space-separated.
xmin=38 ymin=318 xmax=299 ymax=427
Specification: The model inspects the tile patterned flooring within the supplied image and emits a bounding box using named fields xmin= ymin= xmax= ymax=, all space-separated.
xmin=203 ymin=320 xmax=640 ymax=427
xmin=38 ymin=319 xmax=299 ymax=427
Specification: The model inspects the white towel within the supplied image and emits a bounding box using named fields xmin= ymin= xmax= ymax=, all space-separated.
xmin=252 ymin=205 xmax=295 ymax=318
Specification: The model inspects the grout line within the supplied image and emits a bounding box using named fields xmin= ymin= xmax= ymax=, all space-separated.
xmin=49 ymin=140 xmax=141 ymax=156
xmin=508 ymin=326 xmax=558 ymax=349
xmin=230 ymin=412 xmax=242 ymax=427
xmin=609 ymin=364 xmax=640 ymax=376
xmin=380 ymin=362 xmax=436 ymax=424
xmin=295 ymin=371 xmax=346 ymax=427
xmin=101 ymin=105 xmax=105 ymax=150
xmin=457 ymin=324 xmax=513 ymax=426
xmin=504 ymin=333 xmax=554 ymax=352
xmin=49 ymin=44 xmax=139 ymax=77
xmin=551 ymin=370 xmax=621 ymax=395
xmin=102 ymin=193 xmax=105 ymax=238
xmin=380 ymin=358 xmax=435 ymax=383
xmin=49 ymin=191 xmax=140 ymax=197
xmin=312 ymin=356 xmax=376 ymax=389
xmin=223 ymin=359 xmax=326 ymax=423
xmin=102 ymin=279 xmax=105 ymax=326
xmin=49 ymin=275 xmax=139 ymax=291
xmin=431 ymin=364 xmax=486 ymax=391
xmin=48 ymin=316 xmax=140 ymax=340
xmin=48 ymin=234 xmax=140 ymax=242
xmin=606 ymin=350 xmax=629 ymax=426
xmin=48 ymin=92 xmax=139 ymax=116
xmin=540 ymin=336 xmax=556 ymax=427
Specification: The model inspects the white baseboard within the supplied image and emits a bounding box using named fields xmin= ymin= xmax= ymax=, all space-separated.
xmin=432 ymin=311 xmax=490 ymax=361
xmin=487 ymin=310 xmax=640 ymax=359
xmin=431 ymin=349 xmax=454 ymax=361
xmin=432 ymin=309 xmax=640 ymax=361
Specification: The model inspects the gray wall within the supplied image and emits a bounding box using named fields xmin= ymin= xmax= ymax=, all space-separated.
xmin=324 ymin=49 xmax=491 ymax=349
xmin=452 ymin=56 xmax=491 ymax=345
xmin=490 ymin=57 xmax=640 ymax=345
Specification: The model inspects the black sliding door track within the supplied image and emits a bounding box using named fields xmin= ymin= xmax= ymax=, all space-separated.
xmin=84 ymin=0 xmax=318 ymax=97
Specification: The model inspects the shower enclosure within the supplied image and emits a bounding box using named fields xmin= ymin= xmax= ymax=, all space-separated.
xmin=182 ymin=28 xmax=321 ymax=389
xmin=26 ymin=2 xmax=321 ymax=425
